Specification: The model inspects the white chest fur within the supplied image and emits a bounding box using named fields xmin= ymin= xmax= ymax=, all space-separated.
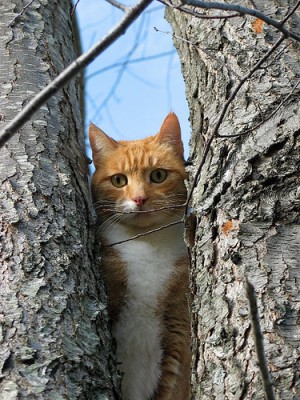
xmin=103 ymin=223 xmax=186 ymax=400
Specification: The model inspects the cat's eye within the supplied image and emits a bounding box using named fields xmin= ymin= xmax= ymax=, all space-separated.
xmin=111 ymin=174 xmax=128 ymax=188
xmin=150 ymin=169 xmax=167 ymax=183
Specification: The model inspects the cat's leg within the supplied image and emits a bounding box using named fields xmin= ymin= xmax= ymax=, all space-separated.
xmin=154 ymin=264 xmax=191 ymax=400
xmin=153 ymin=337 xmax=190 ymax=400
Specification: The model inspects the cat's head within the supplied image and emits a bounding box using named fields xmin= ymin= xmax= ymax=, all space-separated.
xmin=89 ymin=113 xmax=187 ymax=230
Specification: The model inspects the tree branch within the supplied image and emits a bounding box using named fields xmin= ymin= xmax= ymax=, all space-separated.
xmin=186 ymin=34 xmax=285 ymax=207
xmin=86 ymin=50 xmax=175 ymax=80
xmin=96 ymin=204 xmax=186 ymax=214
xmin=246 ymin=279 xmax=276 ymax=400
xmin=219 ymin=77 xmax=300 ymax=138
xmin=183 ymin=1 xmax=300 ymax=207
xmin=103 ymin=220 xmax=183 ymax=248
xmin=181 ymin=0 xmax=300 ymax=42
xmin=105 ymin=0 xmax=129 ymax=12
xmin=0 ymin=0 xmax=153 ymax=149
xmin=159 ymin=0 xmax=241 ymax=19
xmin=7 ymin=0 xmax=36 ymax=27
xmin=91 ymin=14 xmax=148 ymax=117
xmin=281 ymin=1 xmax=300 ymax=24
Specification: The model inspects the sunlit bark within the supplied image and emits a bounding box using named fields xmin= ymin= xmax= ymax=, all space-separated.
xmin=167 ymin=1 xmax=300 ymax=398
xmin=0 ymin=1 xmax=118 ymax=398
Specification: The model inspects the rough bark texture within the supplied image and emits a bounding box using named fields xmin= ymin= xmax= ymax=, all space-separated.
xmin=0 ymin=1 xmax=119 ymax=399
xmin=167 ymin=1 xmax=300 ymax=399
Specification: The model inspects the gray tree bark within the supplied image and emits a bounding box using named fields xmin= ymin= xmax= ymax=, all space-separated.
xmin=0 ymin=1 xmax=119 ymax=399
xmin=167 ymin=1 xmax=300 ymax=399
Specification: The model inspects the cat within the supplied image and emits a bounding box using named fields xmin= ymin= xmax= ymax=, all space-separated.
xmin=89 ymin=113 xmax=191 ymax=400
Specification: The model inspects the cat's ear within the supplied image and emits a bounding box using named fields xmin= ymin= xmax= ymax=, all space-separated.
xmin=155 ymin=112 xmax=184 ymax=156
xmin=89 ymin=123 xmax=118 ymax=163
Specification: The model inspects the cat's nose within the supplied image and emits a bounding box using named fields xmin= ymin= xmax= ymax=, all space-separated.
xmin=132 ymin=196 xmax=148 ymax=207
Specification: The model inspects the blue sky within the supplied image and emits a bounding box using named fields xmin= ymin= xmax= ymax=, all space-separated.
xmin=75 ymin=0 xmax=190 ymax=158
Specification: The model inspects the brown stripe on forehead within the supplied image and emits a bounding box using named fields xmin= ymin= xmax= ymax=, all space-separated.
xmin=117 ymin=144 xmax=156 ymax=173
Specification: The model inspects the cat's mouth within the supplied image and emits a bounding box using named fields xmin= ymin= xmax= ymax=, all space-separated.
xmin=123 ymin=207 xmax=158 ymax=219
xmin=121 ymin=200 xmax=149 ymax=214
xmin=122 ymin=204 xmax=167 ymax=216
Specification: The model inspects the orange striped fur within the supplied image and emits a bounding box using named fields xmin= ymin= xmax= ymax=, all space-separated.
xmin=89 ymin=113 xmax=191 ymax=400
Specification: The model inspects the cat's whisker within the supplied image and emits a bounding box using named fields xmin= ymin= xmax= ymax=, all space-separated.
xmin=94 ymin=200 xmax=115 ymax=205
xmin=94 ymin=202 xmax=117 ymax=211
xmin=94 ymin=197 xmax=187 ymax=216
xmin=154 ymin=200 xmax=186 ymax=206
xmin=97 ymin=213 xmax=124 ymax=234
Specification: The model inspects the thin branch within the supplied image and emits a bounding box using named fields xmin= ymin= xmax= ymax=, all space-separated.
xmin=103 ymin=220 xmax=183 ymax=248
xmin=185 ymin=132 xmax=214 ymax=209
xmin=96 ymin=204 xmax=186 ymax=214
xmin=7 ymin=0 xmax=36 ymax=27
xmin=261 ymin=42 xmax=292 ymax=69
xmin=246 ymin=279 xmax=276 ymax=400
xmin=105 ymin=0 xmax=129 ymax=12
xmin=186 ymin=34 xmax=285 ymax=207
xmin=154 ymin=26 xmax=197 ymax=45
xmin=250 ymin=78 xmax=300 ymax=130
xmin=249 ymin=0 xmax=259 ymax=9
xmin=214 ymin=34 xmax=284 ymax=137
xmin=281 ymin=1 xmax=300 ymax=24
xmin=219 ymin=77 xmax=300 ymax=138
xmin=182 ymin=1 xmax=300 ymax=216
xmin=86 ymin=50 xmax=175 ymax=80
xmin=181 ymin=0 xmax=300 ymax=42
xmin=159 ymin=0 xmax=241 ymax=19
xmin=91 ymin=13 xmax=146 ymax=117
xmin=71 ymin=0 xmax=80 ymax=17
xmin=0 ymin=0 xmax=153 ymax=149
xmin=155 ymin=27 xmax=241 ymax=79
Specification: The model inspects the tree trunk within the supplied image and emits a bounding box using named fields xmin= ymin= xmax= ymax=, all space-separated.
xmin=167 ymin=1 xmax=300 ymax=399
xmin=0 ymin=1 xmax=118 ymax=398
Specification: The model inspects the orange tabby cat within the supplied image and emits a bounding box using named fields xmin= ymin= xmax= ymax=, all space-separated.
xmin=89 ymin=113 xmax=191 ymax=400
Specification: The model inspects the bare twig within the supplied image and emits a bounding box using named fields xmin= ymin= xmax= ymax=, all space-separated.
xmin=261 ymin=42 xmax=292 ymax=69
xmin=249 ymin=0 xmax=259 ymax=9
xmin=7 ymin=0 xmax=36 ymax=27
xmin=0 ymin=0 xmax=153 ymax=149
xmin=71 ymin=0 xmax=80 ymax=17
xmin=97 ymin=204 xmax=186 ymax=214
xmin=105 ymin=0 xmax=129 ymax=12
xmin=155 ymin=27 xmax=241 ymax=80
xmin=214 ymin=35 xmax=285 ymax=137
xmin=281 ymin=1 xmax=300 ymax=24
xmin=158 ymin=0 xmax=240 ymax=19
xmin=103 ymin=220 xmax=183 ymax=248
xmin=251 ymin=78 xmax=300 ymax=130
xmin=246 ymin=279 xmax=276 ymax=400
xmin=86 ymin=50 xmax=175 ymax=80
xmin=182 ymin=0 xmax=300 ymax=42
xmin=186 ymin=34 xmax=285 ymax=207
xmin=154 ymin=26 xmax=196 ymax=45
xmin=185 ymin=133 xmax=214 ymax=209
xmin=91 ymin=14 xmax=146 ymax=116
xmin=219 ymin=77 xmax=300 ymax=138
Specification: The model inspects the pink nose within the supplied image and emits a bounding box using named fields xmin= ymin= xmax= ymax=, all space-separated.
xmin=132 ymin=196 xmax=148 ymax=207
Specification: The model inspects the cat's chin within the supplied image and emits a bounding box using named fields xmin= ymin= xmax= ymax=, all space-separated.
xmin=121 ymin=212 xmax=182 ymax=230
xmin=121 ymin=215 xmax=158 ymax=229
